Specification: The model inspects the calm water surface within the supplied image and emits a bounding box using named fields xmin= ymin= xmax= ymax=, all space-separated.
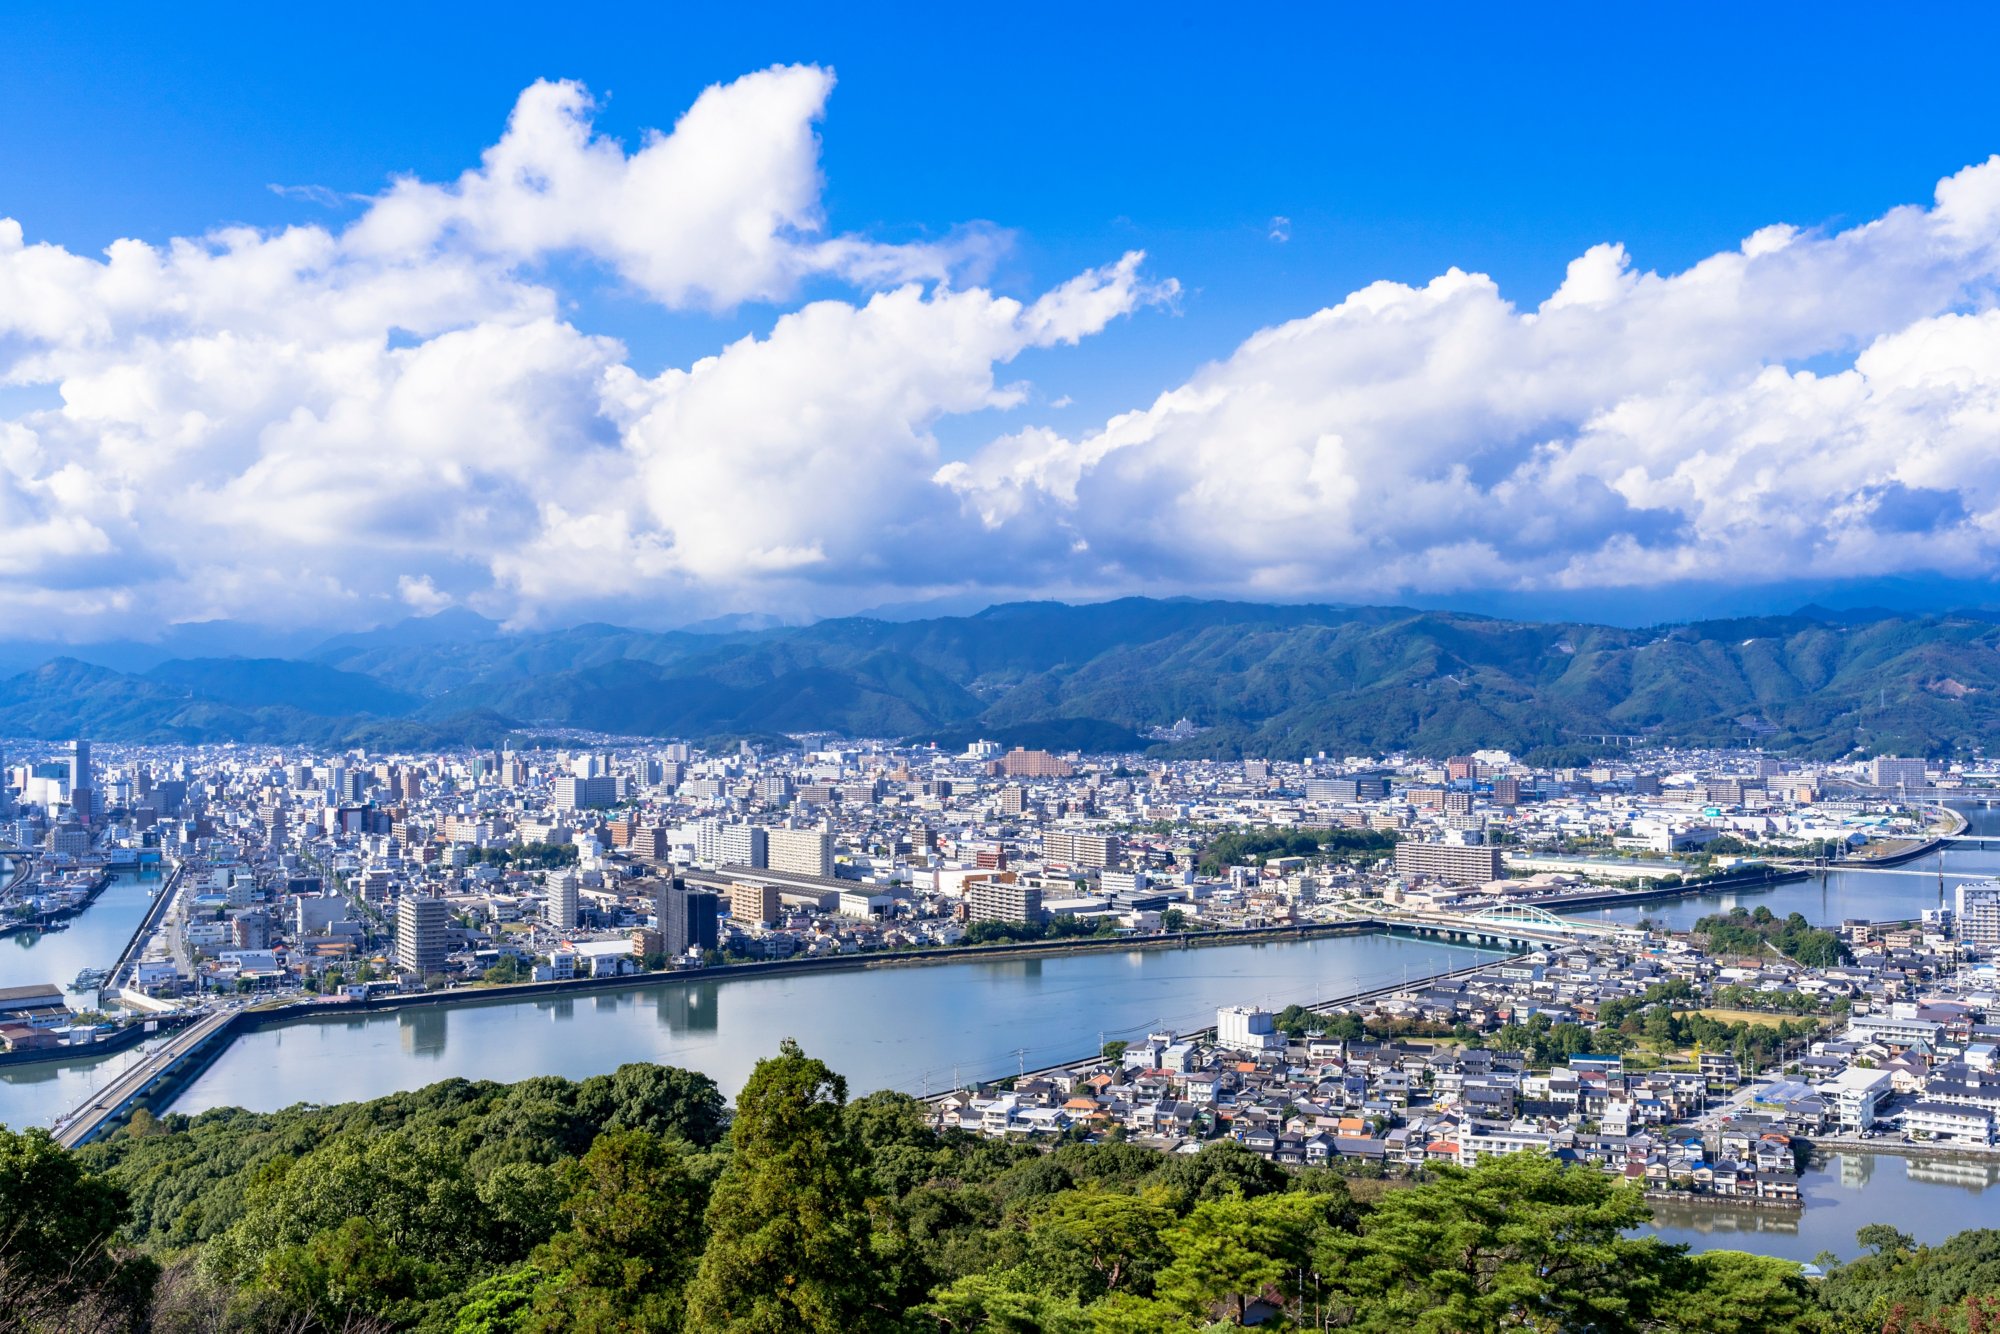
xmin=1649 ymin=1152 xmax=2000 ymax=1263
xmin=0 ymin=868 xmax=160 ymax=1002
xmin=171 ymin=934 xmax=1500 ymax=1114
xmin=1566 ymin=802 xmax=2000 ymax=933
xmin=0 ymin=868 xmax=166 ymax=1130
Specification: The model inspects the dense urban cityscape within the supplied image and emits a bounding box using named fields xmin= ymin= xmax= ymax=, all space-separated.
xmin=12 ymin=7 xmax=2000 ymax=1329
xmin=6 ymin=736 xmax=2000 ymax=1175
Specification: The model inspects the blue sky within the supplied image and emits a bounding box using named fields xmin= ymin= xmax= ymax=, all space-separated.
xmin=3 ymin=4 xmax=2000 ymax=636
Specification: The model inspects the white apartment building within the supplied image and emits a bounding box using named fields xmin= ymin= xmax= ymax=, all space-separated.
xmin=767 ymin=827 xmax=833 ymax=878
xmin=1959 ymin=879 xmax=2000 ymax=952
xmin=1216 ymin=1005 xmax=1280 ymax=1054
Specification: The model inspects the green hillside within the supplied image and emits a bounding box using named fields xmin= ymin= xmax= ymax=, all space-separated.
xmin=5 ymin=600 xmax=2000 ymax=756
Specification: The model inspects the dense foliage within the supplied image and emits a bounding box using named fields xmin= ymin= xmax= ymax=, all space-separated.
xmin=960 ymin=915 xmax=1121 ymax=946
xmin=1195 ymin=826 xmax=1399 ymax=875
xmin=1695 ymin=906 xmax=1853 ymax=967
xmin=466 ymin=843 xmax=581 ymax=871
xmin=2 ymin=1047 xmax=1994 ymax=1331
xmin=11 ymin=599 xmax=2000 ymax=756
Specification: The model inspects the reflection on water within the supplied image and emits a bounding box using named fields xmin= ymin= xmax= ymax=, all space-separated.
xmin=1905 ymin=1156 xmax=2000 ymax=1190
xmin=399 ymin=1006 xmax=448 ymax=1059
xmin=657 ymin=982 xmax=718 ymax=1034
xmin=1648 ymin=1152 xmax=2000 ymax=1263
xmin=171 ymin=934 xmax=1501 ymax=1116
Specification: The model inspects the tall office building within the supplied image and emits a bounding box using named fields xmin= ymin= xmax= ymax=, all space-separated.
xmin=67 ymin=739 xmax=93 ymax=825
xmin=553 ymin=775 xmax=618 ymax=810
xmin=657 ymin=882 xmax=720 ymax=958
xmin=767 ymin=828 xmax=833 ymax=878
xmin=396 ymin=894 xmax=450 ymax=976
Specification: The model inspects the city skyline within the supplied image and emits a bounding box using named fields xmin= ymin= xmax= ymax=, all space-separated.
xmin=4 ymin=7 xmax=2000 ymax=640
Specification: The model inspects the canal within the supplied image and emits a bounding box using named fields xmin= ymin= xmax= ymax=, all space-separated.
xmin=167 ymin=933 xmax=1503 ymax=1117
xmin=0 ymin=867 xmax=161 ymax=1005
xmin=0 ymin=867 xmax=167 ymax=1132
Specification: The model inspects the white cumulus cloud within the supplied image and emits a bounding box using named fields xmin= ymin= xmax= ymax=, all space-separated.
xmin=943 ymin=157 xmax=2000 ymax=601
xmin=3 ymin=67 xmax=2000 ymax=640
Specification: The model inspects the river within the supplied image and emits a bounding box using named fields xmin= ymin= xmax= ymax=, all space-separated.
xmin=0 ymin=867 xmax=166 ymax=1132
xmin=167 ymin=934 xmax=1501 ymax=1116
xmin=1648 ymin=1151 xmax=2000 ymax=1264
xmin=0 ymin=867 xmax=161 ymax=1005
xmin=19 ymin=813 xmax=2000 ymax=1263
xmin=1563 ymin=802 xmax=2000 ymax=933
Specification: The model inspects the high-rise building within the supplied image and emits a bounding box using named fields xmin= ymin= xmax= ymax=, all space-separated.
xmin=721 ymin=824 xmax=768 ymax=869
xmin=767 ymin=828 xmax=833 ymax=878
xmin=1394 ymin=841 xmax=1503 ymax=885
xmin=67 ymin=739 xmax=93 ymax=825
xmin=1043 ymin=828 xmax=1116 ymax=870
xmin=995 ymin=748 xmax=1072 ymax=779
xmin=545 ymin=872 xmax=579 ymax=930
xmin=729 ymin=880 xmax=781 ymax=927
xmin=657 ymin=882 xmax=720 ymax=958
xmin=1957 ymin=879 xmax=2000 ymax=951
xmin=553 ymin=775 xmax=618 ymax=810
xmin=396 ymin=894 xmax=450 ymax=976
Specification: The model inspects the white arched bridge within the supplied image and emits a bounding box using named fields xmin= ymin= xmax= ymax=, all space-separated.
xmin=1462 ymin=902 xmax=1617 ymax=936
xmin=1375 ymin=901 xmax=1620 ymax=948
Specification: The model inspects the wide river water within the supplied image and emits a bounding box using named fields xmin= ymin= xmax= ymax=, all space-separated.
xmin=13 ymin=808 xmax=2000 ymax=1262
xmin=166 ymin=933 xmax=1500 ymax=1115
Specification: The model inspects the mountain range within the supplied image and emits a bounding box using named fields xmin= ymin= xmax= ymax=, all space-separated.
xmin=1 ymin=598 xmax=1995 ymax=759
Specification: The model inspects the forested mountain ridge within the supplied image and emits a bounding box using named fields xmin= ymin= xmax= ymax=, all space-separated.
xmin=3 ymin=599 xmax=1999 ymax=757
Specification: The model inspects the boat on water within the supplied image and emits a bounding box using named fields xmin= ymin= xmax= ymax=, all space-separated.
xmin=70 ymin=968 xmax=111 ymax=991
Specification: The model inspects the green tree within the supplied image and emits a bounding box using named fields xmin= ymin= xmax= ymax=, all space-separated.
xmin=1316 ymin=1154 xmax=1672 ymax=1333
xmin=0 ymin=1126 xmax=156 ymax=1325
xmin=685 ymin=1040 xmax=883 ymax=1332
xmin=1015 ymin=1190 xmax=1176 ymax=1304
xmin=1659 ymin=1250 xmax=1816 ymax=1334
xmin=915 ymin=1271 xmax=1091 ymax=1332
xmin=1151 ymin=1194 xmax=1315 ymax=1326
xmin=254 ymin=1216 xmax=443 ymax=1328
xmin=527 ymin=1130 xmax=706 ymax=1331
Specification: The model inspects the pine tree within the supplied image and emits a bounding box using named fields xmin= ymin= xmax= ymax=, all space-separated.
xmin=685 ymin=1040 xmax=883 ymax=1332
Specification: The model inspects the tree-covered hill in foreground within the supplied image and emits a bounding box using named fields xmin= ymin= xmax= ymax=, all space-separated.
xmin=5 ymin=1045 xmax=1997 ymax=1332
xmin=10 ymin=599 xmax=2000 ymax=757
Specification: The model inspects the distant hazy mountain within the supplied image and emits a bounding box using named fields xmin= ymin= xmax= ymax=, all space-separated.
xmin=145 ymin=659 xmax=423 ymax=718
xmin=3 ymin=599 xmax=1998 ymax=757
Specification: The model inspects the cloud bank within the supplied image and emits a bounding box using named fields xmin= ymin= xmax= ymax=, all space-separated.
xmin=3 ymin=64 xmax=2000 ymax=637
